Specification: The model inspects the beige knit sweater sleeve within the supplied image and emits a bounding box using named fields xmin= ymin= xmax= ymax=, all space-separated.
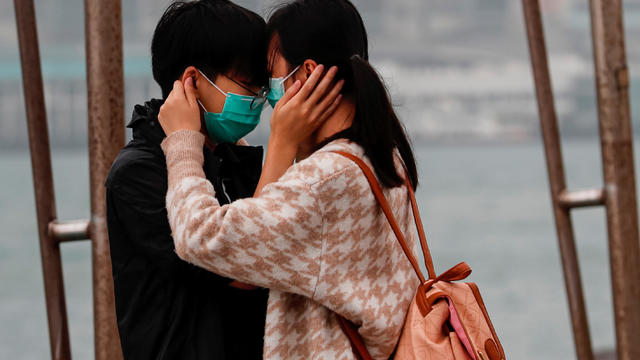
xmin=161 ymin=130 xmax=323 ymax=298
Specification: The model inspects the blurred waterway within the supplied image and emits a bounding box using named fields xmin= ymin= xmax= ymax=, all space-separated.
xmin=0 ymin=138 xmax=626 ymax=359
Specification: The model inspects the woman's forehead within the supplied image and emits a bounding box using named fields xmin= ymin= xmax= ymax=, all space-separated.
xmin=267 ymin=35 xmax=285 ymax=72
xmin=267 ymin=34 xmax=281 ymax=54
xmin=267 ymin=53 xmax=290 ymax=77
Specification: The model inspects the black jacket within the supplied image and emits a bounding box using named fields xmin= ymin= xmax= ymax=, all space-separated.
xmin=105 ymin=99 xmax=268 ymax=360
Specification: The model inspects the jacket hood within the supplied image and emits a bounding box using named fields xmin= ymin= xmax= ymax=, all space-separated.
xmin=127 ymin=99 xmax=166 ymax=146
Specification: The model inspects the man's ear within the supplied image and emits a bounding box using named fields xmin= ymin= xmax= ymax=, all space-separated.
xmin=181 ymin=66 xmax=200 ymax=91
xmin=302 ymin=59 xmax=319 ymax=80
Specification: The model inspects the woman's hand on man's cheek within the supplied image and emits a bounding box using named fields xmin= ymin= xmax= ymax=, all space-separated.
xmin=159 ymin=77 xmax=202 ymax=136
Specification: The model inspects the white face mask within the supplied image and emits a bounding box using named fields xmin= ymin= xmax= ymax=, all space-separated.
xmin=266 ymin=65 xmax=301 ymax=108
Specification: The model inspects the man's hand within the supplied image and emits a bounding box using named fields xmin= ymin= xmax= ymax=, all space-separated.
xmin=158 ymin=77 xmax=201 ymax=136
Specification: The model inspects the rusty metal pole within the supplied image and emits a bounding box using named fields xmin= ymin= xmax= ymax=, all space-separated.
xmin=522 ymin=1 xmax=595 ymax=359
xmin=13 ymin=1 xmax=72 ymax=359
xmin=84 ymin=0 xmax=125 ymax=359
xmin=589 ymin=1 xmax=640 ymax=359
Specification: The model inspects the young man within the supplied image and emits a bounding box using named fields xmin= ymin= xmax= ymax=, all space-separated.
xmin=105 ymin=1 xmax=269 ymax=358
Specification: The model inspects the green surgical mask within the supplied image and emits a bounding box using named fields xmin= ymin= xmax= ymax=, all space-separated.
xmin=267 ymin=65 xmax=301 ymax=108
xmin=198 ymin=70 xmax=265 ymax=144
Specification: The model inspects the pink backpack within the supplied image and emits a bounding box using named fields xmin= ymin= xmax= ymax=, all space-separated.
xmin=333 ymin=151 xmax=505 ymax=360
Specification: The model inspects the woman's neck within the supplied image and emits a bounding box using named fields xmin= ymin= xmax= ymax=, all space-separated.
xmin=296 ymin=99 xmax=355 ymax=161
xmin=316 ymin=99 xmax=355 ymax=143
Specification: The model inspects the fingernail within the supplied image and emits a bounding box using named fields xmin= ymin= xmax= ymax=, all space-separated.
xmin=339 ymin=79 xmax=345 ymax=86
xmin=330 ymin=66 xmax=338 ymax=74
xmin=318 ymin=64 xmax=325 ymax=71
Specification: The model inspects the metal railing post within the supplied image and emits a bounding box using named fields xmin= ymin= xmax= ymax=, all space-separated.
xmin=589 ymin=1 xmax=640 ymax=359
xmin=13 ymin=1 xmax=72 ymax=359
xmin=521 ymin=1 xmax=595 ymax=359
xmin=524 ymin=0 xmax=640 ymax=359
xmin=84 ymin=0 xmax=125 ymax=358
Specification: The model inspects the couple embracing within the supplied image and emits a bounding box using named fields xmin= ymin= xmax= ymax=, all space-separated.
xmin=106 ymin=0 xmax=420 ymax=359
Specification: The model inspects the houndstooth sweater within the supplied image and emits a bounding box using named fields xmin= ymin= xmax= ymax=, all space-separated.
xmin=161 ymin=130 xmax=420 ymax=360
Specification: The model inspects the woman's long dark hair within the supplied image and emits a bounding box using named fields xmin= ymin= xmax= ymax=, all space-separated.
xmin=267 ymin=0 xmax=418 ymax=190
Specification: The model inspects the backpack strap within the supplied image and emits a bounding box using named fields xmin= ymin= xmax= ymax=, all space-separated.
xmin=337 ymin=314 xmax=373 ymax=360
xmin=331 ymin=150 xmax=435 ymax=360
xmin=402 ymin=172 xmax=437 ymax=279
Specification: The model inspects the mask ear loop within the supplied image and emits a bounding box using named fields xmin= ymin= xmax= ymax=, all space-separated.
xmin=197 ymin=69 xmax=229 ymax=98
xmin=196 ymin=69 xmax=229 ymax=113
xmin=196 ymin=99 xmax=207 ymax=113
xmin=280 ymin=65 xmax=301 ymax=85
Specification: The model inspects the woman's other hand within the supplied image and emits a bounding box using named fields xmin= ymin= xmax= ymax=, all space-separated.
xmin=270 ymin=65 xmax=344 ymax=149
xmin=158 ymin=77 xmax=201 ymax=136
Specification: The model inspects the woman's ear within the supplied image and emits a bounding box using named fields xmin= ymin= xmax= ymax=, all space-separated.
xmin=302 ymin=59 xmax=319 ymax=80
xmin=181 ymin=66 xmax=199 ymax=91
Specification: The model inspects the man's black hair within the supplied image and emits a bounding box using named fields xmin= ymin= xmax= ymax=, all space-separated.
xmin=152 ymin=0 xmax=268 ymax=98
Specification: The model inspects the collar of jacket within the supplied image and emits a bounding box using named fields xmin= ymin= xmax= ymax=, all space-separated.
xmin=125 ymin=98 xmax=264 ymax=201
xmin=127 ymin=98 xmax=166 ymax=146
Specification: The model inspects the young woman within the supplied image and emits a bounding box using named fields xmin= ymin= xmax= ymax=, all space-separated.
xmin=158 ymin=0 xmax=420 ymax=358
